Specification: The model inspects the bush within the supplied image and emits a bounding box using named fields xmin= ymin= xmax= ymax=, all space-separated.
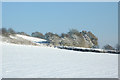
xmin=8 ymin=28 xmax=16 ymax=34
xmin=0 ymin=28 xmax=17 ymax=37
xmin=17 ymin=32 xmax=30 ymax=36
xmin=103 ymin=44 xmax=115 ymax=50
xmin=0 ymin=28 xmax=9 ymax=37
xmin=31 ymin=32 xmax=45 ymax=39
xmin=68 ymin=29 xmax=80 ymax=35
xmin=61 ymin=33 xmax=70 ymax=38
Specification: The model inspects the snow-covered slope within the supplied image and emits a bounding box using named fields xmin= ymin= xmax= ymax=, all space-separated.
xmin=2 ymin=43 xmax=118 ymax=78
xmin=0 ymin=34 xmax=47 ymax=46
xmin=16 ymin=34 xmax=46 ymax=42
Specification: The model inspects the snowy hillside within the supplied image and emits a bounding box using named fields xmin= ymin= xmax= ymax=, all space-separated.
xmin=16 ymin=34 xmax=46 ymax=42
xmin=2 ymin=43 xmax=118 ymax=78
xmin=0 ymin=34 xmax=47 ymax=46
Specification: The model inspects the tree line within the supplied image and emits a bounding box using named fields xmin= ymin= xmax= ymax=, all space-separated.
xmin=0 ymin=27 xmax=119 ymax=51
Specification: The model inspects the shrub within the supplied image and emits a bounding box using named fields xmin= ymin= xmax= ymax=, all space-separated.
xmin=103 ymin=44 xmax=115 ymax=50
xmin=68 ymin=29 xmax=80 ymax=35
xmin=17 ymin=32 xmax=30 ymax=36
xmin=0 ymin=28 xmax=9 ymax=37
xmin=31 ymin=32 xmax=45 ymax=39
xmin=8 ymin=28 xmax=16 ymax=35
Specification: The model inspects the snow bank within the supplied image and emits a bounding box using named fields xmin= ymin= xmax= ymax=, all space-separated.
xmin=2 ymin=43 xmax=118 ymax=78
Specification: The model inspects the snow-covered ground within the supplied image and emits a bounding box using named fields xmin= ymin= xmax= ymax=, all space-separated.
xmin=0 ymin=41 xmax=2 ymax=79
xmin=2 ymin=43 xmax=118 ymax=78
xmin=16 ymin=34 xmax=46 ymax=42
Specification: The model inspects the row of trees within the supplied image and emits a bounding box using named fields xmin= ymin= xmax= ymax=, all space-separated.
xmin=31 ymin=29 xmax=98 ymax=48
xmin=30 ymin=29 xmax=120 ymax=50
xmin=0 ymin=28 xmax=16 ymax=37
xmin=0 ymin=28 xmax=30 ymax=37
xmin=0 ymin=27 xmax=119 ymax=50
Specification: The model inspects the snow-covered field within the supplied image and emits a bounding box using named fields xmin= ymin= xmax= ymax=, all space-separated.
xmin=2 ymin=43 xmax=118 ymax=78
xmin=0 ymin=42 xmax=2 ymax=79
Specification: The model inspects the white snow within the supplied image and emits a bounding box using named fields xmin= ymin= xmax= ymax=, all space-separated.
xmin=2 ymin=43 xmax=118 ymax=78
xmin=0 ymin=42 xmax=2 ymax=79
xmin=16 ymin=34 xmax=46 ymax=42
xmin=9 ymin=35 xmax=18 ymax=39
